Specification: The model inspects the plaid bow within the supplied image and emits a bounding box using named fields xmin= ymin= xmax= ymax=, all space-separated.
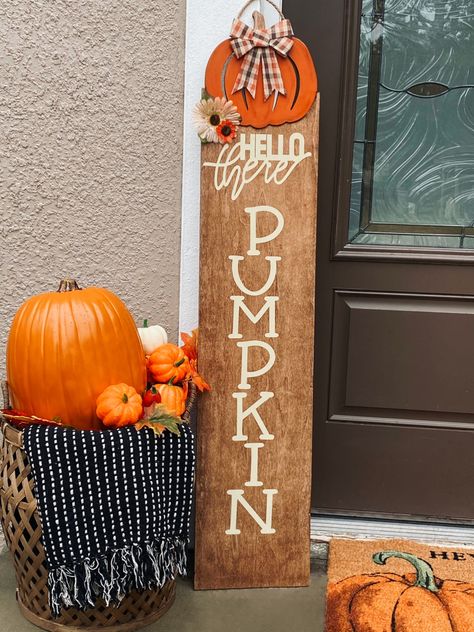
xmin=230 ymin=18 xmax=294 ymax=100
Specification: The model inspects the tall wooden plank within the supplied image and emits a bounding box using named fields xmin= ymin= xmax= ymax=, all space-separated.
xmin=195 ymin=97 xmax=319 ymax=589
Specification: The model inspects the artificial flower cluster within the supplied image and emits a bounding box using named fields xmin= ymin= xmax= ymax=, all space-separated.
xmin=95 ymin=329 xmax=210 ymax=436
xmin=193 ymin=95 xmax=241 ymax=144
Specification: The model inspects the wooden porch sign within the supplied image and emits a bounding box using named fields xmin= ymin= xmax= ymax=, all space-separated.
xmin=195 ymin=2 xmax=319 ymax=589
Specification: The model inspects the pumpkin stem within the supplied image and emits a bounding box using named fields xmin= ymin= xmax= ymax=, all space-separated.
xmin=253 ymin=10 xmax=266 ymax=30
xmin=122 ymin=393 xmax=129 ymax=404
xmin=57 ymin=279 xmax=81 ymax=292
xmin=373 ymin=551 xmax=439 ymax=592
xmin=143 ymin=319 xmax=148 ymax=328
xmin=174 ymin=357 xmax=185 ymax=368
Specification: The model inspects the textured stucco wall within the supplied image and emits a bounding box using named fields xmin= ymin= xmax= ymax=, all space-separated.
xmin=0 ymin=0 xmax=186 ymax=380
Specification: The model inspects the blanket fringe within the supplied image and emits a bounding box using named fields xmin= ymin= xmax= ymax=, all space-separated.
xmin=48 ymin=537 xmax=188 ymax=617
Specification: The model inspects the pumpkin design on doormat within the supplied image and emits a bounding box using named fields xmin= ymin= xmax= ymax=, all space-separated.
xmin=326 ymin=545 xmax=474 ymax=632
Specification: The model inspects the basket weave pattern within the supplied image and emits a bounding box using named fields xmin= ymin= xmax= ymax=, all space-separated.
xmin=0 ymin=422 xmax=176 ymax=632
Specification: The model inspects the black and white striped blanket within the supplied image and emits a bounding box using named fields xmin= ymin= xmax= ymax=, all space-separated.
xmin=24 ymin=424 xmax=195 ymax=616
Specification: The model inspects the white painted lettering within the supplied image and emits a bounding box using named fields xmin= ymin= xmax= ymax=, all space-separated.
xmin=244 ymin=442 xmax=264 ymax=487
xmin=232 ymin=391 xmax=274 ymax=441
xmin=229 ymin=296 xmax=279 ymax=340
xmin=225 ymin=489 xmax=278 ymax=535
xmin=245 ymin=205 xmax=285 ymax=256
xmin=237 ymin=341 xmax=276 ymax=390
xmin=229 ymin=255 xmax=281 ymax=296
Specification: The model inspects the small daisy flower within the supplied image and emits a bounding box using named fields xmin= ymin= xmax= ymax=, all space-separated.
xmin=193 ymin=96 xmax=240 ymax=144
xmin=216 ymin=119 xmax=238 ymax=144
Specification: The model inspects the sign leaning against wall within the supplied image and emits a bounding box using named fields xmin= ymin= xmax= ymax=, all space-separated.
xmin=194 ymin=0 xmax=319 ymax=589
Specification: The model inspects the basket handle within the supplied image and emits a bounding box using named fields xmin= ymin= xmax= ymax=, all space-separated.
xmin=182 ymin=381 xmax=197 ymax=423
xmin=1 ymin=381 xmax=10 ymax=409
xmin=1 ymin=383 xmax=24 ymax=447
xmin=237 ymin=0 xmax=284 ymax=20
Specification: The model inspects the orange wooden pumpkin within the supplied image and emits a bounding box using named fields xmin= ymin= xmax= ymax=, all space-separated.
xmin=6 ymin=279 xmax=146 ymax=430
xmin=155 ymin=383 xmax=187 ymax=417
xmin=96 ymin=383 xmax=143 ymax=428
xmin=204 ymin=10 xmax=317 ymax=128
xmin=147 ymin=343 xmax=189 ymax=384
xmin=326 ymin=550 xmax=474 ymax=632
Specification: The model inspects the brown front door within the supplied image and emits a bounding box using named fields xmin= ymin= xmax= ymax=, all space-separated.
xmin=285 ymin=0 xmax=474 ymax=523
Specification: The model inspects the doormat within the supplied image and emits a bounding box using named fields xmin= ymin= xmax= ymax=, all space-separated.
xmin=325 ymin=538 xmax=474 ymax=631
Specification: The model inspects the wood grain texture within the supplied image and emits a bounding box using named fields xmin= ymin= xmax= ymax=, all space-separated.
xmin=195 ymin=97 xmax=319 ymax=589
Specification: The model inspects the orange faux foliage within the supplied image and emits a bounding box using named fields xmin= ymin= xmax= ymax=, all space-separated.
xmin=135 ymin=419 xmax=165 ymax=434
xmin=135 ymin=402 xmax=184 ymax=437
xmin=180 ymin=329 xmax=198 ymax=361
xmin=180 ymin=329 xmax=210 ymax=392
xmin=1 ymin=409 xmax=62 ymax=430
xmin=187 ymin=359 xmax=210 ymax=393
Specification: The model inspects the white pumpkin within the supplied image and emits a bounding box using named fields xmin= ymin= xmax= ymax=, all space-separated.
xmin=138 ymin=320 xmax=168 ymax=355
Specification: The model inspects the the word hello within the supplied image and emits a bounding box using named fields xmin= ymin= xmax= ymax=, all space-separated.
xmin=203 ymin=132 xmax=312 ymax=200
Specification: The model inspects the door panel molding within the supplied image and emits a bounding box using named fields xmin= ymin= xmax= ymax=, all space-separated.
xmin=329 ymin=290 xmax=474 ymax=428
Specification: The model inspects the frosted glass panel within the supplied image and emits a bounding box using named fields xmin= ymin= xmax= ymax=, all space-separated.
xmin=349 ymin=0 xmax=474 ymax=248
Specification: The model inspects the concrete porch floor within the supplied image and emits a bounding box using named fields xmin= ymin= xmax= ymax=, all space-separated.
xmin=0 ymin=552 xmax=327 ymax=632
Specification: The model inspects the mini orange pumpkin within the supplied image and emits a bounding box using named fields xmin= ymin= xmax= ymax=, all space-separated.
xmin=7 ymin=279 xmax=146 ymax=430
xmin=96 ymin=383 xmax=143 ymax=428
xmin=326 ymin=550 xmax=474 ymax=632
xmin=155 ymin=383 xmax=187 ymax=417
xmin=147 ymin=344 xmax=189 ymax=384
xmin=205 ymin=10 xmax=317 ymax=128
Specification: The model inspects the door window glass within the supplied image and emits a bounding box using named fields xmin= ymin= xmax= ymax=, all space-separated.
xmin=349 ymin=0 xmax=474 ymax=248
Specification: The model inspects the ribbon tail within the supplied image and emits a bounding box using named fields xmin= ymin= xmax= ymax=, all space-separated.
xmin=262 ymin=48 xmax=286 ymax=101
xmin=231 ymin=48 xmax=261 ymax=99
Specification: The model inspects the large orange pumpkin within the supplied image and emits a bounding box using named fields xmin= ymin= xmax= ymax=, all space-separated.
xmin=326 ymin=550 xmax=474 ymax=632
xmin=6 ymin=279 xmax=146 ymax=430
xmin=205 ymin=10 xmax=317 ymax=128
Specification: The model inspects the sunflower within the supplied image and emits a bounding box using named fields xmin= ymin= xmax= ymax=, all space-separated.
xmin=193 ymin=96 xmax=240 ymax=143
xmin=216 ymin=119 xmax=238 ymax=144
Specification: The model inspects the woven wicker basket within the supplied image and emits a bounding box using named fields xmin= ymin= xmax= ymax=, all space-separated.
xmin=0 ymin=383 xmax=196 ymax=632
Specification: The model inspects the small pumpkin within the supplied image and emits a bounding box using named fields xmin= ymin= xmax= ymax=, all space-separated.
xmin=155 ymin=383 xmax=187 ymax=417
xmin=7 ymin=279 xmax=146 ymax=430
xmin=138 ymin=319 xmax=168 ymax=355
xmin=204 ymin=10 xmax=317 ymax=128
xmin=96 ymin=383 xmax=143 ymax=428
xmin=147 ymin=343 xmax=189 ymax=384
xmin=326 ymin=550 xmax=474 ymax=632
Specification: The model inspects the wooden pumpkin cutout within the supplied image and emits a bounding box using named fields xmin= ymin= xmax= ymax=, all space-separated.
xmin=205 ymin=2 xmax=318 ymax=128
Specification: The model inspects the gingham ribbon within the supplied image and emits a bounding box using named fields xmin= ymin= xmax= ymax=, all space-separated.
xmin=230 ymin=18 xmax=294 ymax=100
